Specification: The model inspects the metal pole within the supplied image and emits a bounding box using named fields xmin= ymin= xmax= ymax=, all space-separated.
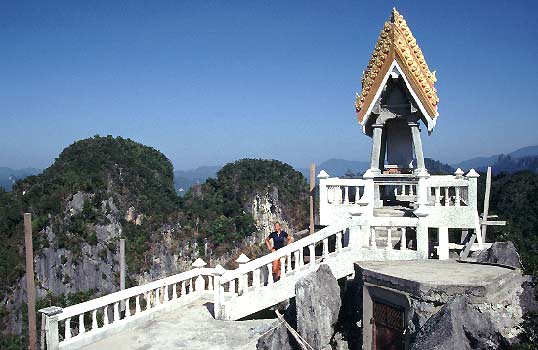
xmin=24 ymin=213 xmax=37 ymax=350
xmin=309 ymin=163 xmax=315 ymax=234
xmin=481 ymin=167 xmax=492 ymax=243
xmin=119 ymin=238 xmax=126 ymax=312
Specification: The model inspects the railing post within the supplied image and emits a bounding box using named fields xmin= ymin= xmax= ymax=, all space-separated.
xmin=213 ymin=265 xmax=226 ymax=319
xmin=192 ymin=258 xmax=208 ymax=293
xmin=39 ymin=306 xmax=62 ymax=350
xmin=336 ymin=231 xmax=343 ymax=252
xmin=386 ymin=228 xmax=392 ymax=250
xmin=466 ymin=169 xmax=480 ymax=210
xmin=235 ymin=254 xmax=250 ymax=293
xmin=414 ymin=169 xmax=431 ymax=217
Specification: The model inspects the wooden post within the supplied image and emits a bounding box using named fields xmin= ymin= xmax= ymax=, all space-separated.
xmin=24 ymin=213 xmax=37 ymax=350
xmin=309 ymin=163 xmax=315 ymax=234
xmin=481 ymin=167 xmax=492 ymax=243
xmin=119 ymin=239 xmax=126 ymax=312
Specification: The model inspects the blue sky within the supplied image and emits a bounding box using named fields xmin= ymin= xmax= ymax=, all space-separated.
xmin=1 ymin=0 xmax=537 ymax=170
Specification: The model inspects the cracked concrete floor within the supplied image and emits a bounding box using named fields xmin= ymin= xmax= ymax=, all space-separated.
xmin=81 ymin=297 xmax=276 ymax=350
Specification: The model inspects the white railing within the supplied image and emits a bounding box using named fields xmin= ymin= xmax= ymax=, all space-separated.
xmin=324 ymin=178 xmax=370 ymax=204
xmin=214 ymin=220 xmax=355 ymax=319
xmin=40 ymin=267 xmax=218 ymax=350
xmin=426 ymin=176 xmax=470 ymax=207
xmin=369 ymin=225 xmax=417 ymax=251
xmin=318 ymin=176 xmax=374 ymax=225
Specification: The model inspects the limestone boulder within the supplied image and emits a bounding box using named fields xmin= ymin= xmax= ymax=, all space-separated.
xmin=296 ymin=264 xmax=342 ymax=350
xmin=410 ymin=296 xmax=507 ymax=350
xmin=476 ymin=241 xmax=521 ymax=268
xmin=256 ymin=325 xmax=294 ymax=350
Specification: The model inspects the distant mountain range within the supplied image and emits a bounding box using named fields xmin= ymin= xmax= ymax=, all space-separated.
xmin=452 ymin=145 xmax=538 ymax=174
xmin=3 ymin=145 xmax=538 ymax=193
xmin=0 ymin=167 xmax=41 ymax=191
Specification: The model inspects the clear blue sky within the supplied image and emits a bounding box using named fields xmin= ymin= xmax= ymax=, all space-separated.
xmin=1 ymin=0 xmax=537 ymax=170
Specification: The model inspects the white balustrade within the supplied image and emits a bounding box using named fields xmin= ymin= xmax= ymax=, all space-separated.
xmin=39 ymin=266 xmax=218 ymax=349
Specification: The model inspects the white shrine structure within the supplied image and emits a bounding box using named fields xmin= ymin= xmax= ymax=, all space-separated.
xmin=39 ymin=9 xmax=491 ymax=350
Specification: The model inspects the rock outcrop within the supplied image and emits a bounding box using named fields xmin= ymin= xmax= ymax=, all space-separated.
xmin=476 ymin=241 xmax=522 ymax=268
xmin=296 ymin=264 xmax=342 ymax=350
xmin=410 ymin=296 xmax=508 ymax=350
xmin=257 ymin=264 xmax=342 ymax=350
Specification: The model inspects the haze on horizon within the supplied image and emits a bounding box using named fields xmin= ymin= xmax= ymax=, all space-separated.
xmin=1 ymin=1 xmax=537 ymax=171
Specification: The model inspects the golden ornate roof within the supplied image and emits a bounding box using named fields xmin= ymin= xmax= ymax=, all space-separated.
xmin=355 ymin=8 xmax=439 ymax=124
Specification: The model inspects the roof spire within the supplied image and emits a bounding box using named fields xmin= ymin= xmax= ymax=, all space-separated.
xmin=355 ymin=8 xmax=439 ymax=131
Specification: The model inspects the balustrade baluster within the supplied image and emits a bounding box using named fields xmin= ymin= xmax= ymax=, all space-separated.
xmin=92 ymin=309 xmax=98 ymax=330
xmin=344 ymin=186 xmax=349 ymax=204
xmin=455 ymin=187 xmax=461 ymax=206
xmin=410 ymin=185 xmax=414 ymax=196
xmin=435 ymin=187 xmax=441 ymax=206
xmin=287 ymin=253 xmax=292 ymax=273
xmin=164 ymin=285 xmax=170 ymax=302
xmin=293 ymin=251 xmax=299 ymax=272
xmin=125 ymin=298 xmax=131 ymax=318
xmin=208 ymin=276 xmax=214 ymax=291
xmin=113 ymin=302 xmax=120 ymax=322
xmin=243 ymin=273 xmax=249 ymax=294
xmin=298 ymin=249 xmax=304 ymax=268
xmin=145 ymin=292 xmax=151 ymax=310
xmin=336 ymin=231 xmax=343 ymax=252
xmin=386 ymin=228 xmax=392 ymax=250
xmin=280 ymin=257 xmax=286 ymax=279
xmin=266 ymin=264 xmax=273 ymax=285
xmin=309 ymin=244 xmax=316 ymax=270
xmin=103 ymin=306 xmax=110 ymax=325
xmin=355 ymin=186 xmax=361 ymax=202
xmin=394 ymin=186 xmax=398 ymax=196
xmin=181 ymin=281 xmax=186 ymax=296
xmin=230 ymin=279 xmax=236 ymax=294
xmin=371 ymin=227 xmax=377 ymax=249
xmin=135 ymin=295 xmax=141 ymax=314
xmin=172 ymin=284 xmax=177 ymax=299
xmin=323 ymin=238 xmax=329 ymax=257
xmin=400 ymin=227 xmax=407 ymax=251
xmin=155 ymin=288 xmax=160 ymax=306
xmin=78 ymin=314 xmax=85 ymax=335
xmin=445 ymin=187 xmax=450 ymax=206
xmin=253 ymin=268 xmax=260 ymax=290
xmin=65 ymin=318 xmax=71 ymax=339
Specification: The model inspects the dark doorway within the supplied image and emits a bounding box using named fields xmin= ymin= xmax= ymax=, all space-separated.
xmin=372 ymin=300 xmax=405 ymax=350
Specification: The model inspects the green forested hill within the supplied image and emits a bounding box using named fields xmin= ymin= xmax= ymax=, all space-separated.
xmin=0 ymin=136 xmax=180 ymax=296
xmin=181 ymin=159 xmax=309 ymax=254
xmin=484 ymin=171 xmax=538 ymax=276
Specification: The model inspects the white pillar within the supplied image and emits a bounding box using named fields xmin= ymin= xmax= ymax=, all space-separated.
xmin=409 ymin=122 xmax=426 ymax=173
xmin=364 ymin=124 xmax=384 ymax=177
xmin=438 ymin=226 xmax=449 ymax=260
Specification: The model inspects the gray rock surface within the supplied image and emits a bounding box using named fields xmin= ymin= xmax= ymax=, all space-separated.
xmin=296 ymin=264 xmax=342 ymax=350
xmin=519 ymin=276 xmax=538 ymax=314
xmin=410 ymin=296 xmax=507 ymax=350
xmin=256 ymin=324 xmax=294 ymax=350
xmin=476 ymin=241 xmax=521 ymax=268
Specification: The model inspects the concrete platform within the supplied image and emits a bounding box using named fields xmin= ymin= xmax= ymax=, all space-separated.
xmin=80 ymin=297 xmax=276 ymax=350
xmin=356 ymin=259 xmax=521 ymax=303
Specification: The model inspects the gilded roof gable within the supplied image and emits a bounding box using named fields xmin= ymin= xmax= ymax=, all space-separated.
xmin=355 ymin=9 xmax=439 ymax=125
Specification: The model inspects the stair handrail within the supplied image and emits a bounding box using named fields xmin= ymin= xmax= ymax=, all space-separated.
xmin=219 ymin=219 xmax=354 ymax=284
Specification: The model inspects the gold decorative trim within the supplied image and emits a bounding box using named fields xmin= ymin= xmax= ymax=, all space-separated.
xmin=356 ymin=8 xmax=439 ymax=124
